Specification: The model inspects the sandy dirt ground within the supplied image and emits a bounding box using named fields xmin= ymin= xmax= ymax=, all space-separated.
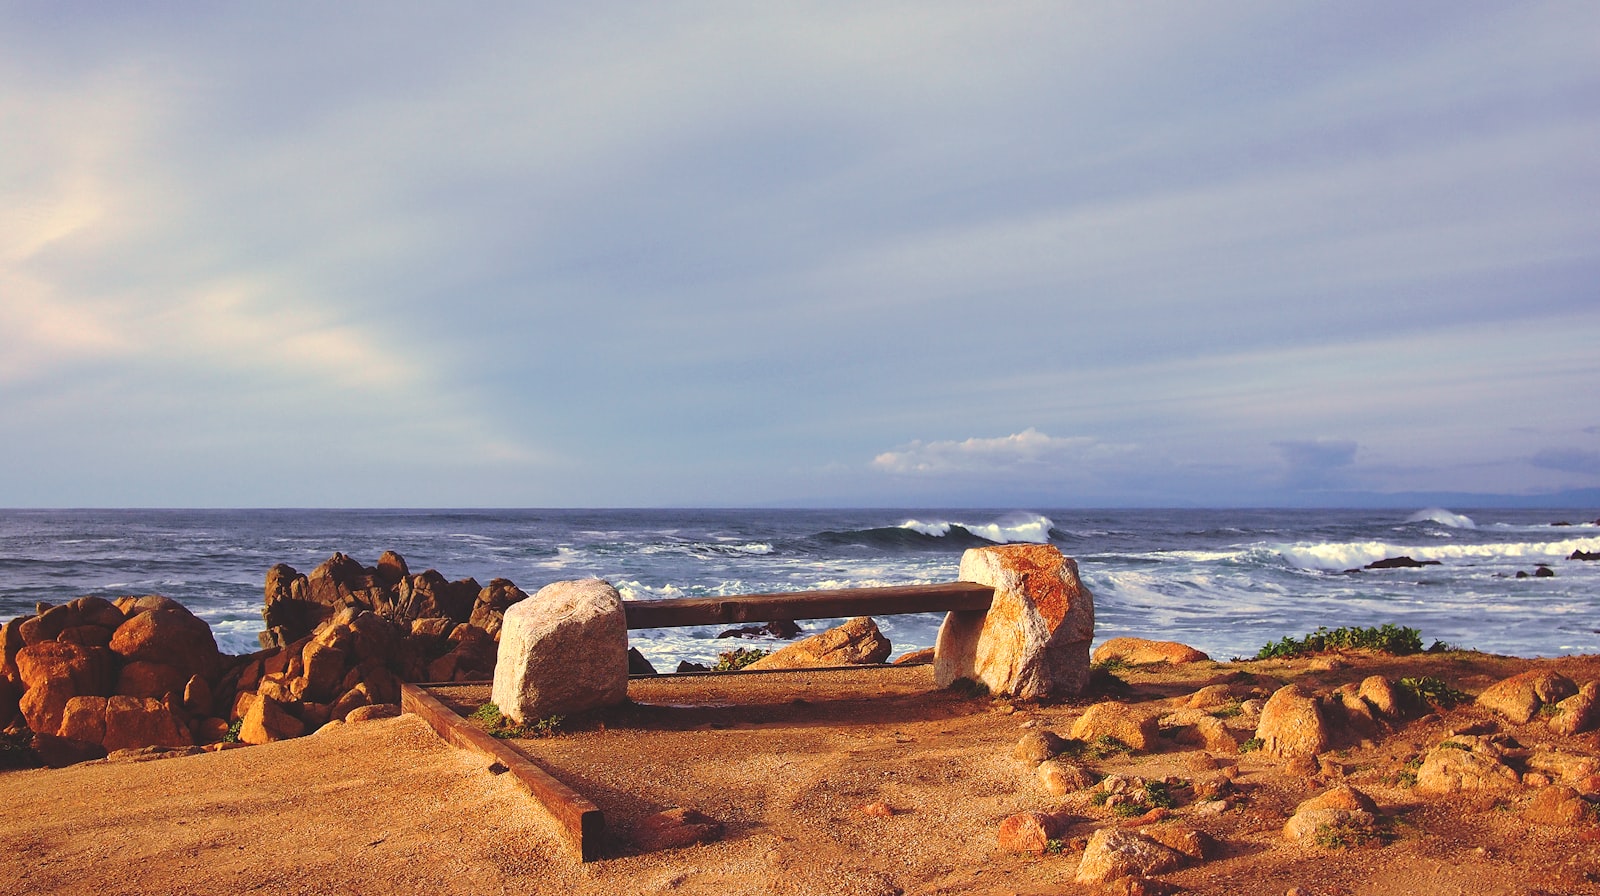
xmin=5 ymin=654 xmax=1600 ymax=895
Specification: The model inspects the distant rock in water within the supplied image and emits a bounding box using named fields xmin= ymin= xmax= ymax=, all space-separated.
xmin=1571 ymin=550 xmax=1600 ymax=561
xmin=1364 ymin=556 xmax=1441 ymax=570
xmin=715 ymin=619 xmax=802 ymax=640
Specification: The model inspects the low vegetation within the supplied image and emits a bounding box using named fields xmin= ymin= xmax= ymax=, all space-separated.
xmin=1256 ymin=624 xmax=1424 ymax=659
xmin=1397 ymin=675 xmax=1471 ymax=710
xmin=470 ymin=702 xmax=562 ymax=739
xmin=711 ymin=647 xmax=768 ymax=672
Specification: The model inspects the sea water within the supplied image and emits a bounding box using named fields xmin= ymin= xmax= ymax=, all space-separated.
xmin=1 ymin=508 xmax=1596 ymax=666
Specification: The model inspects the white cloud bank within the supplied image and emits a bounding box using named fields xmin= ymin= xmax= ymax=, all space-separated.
xmin=872 ymin=428 xmax=1131 ymax=476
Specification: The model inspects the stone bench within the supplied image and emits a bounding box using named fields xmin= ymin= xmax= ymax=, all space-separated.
xmin=492 ymin=543 xmax=1095 ymax=724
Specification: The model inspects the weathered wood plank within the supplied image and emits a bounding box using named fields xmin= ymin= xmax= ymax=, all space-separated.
xmin=400 ymin=682 xmax=604 ymax=861
xmin=621 ymin=581 xmax=994 ymax=630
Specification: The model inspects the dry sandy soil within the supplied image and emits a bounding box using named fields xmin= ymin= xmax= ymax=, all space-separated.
xmin=5 ymin=652 xmax=1600 ymax=895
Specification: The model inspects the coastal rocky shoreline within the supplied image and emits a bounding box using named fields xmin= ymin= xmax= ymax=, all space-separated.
xmin=4 ymin=546 xmax=1600 ymax=893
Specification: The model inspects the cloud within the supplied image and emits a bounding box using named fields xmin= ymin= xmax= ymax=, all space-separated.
xmin=1275 ymin=439 xmax=1359 ymax=489
xmin=1529 ymin=449 xmax=1600 ymax=477
xmin=872 ymin=428 xmax=1129 ymax=476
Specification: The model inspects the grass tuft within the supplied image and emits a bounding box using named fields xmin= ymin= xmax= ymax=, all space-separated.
xmin=471 ymin=702 xmax=562 ymax=739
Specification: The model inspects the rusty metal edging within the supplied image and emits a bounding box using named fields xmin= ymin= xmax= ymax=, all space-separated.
xmin=399 ymin=682 xmax=604 ymax=861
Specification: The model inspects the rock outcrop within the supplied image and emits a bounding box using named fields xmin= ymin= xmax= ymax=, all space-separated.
xmin=1283 ymin=784 xmax=1380 ymax=847
xmin=1076 ymin=827 xmax=1187 ymax=885
xmin=1255 ymin=685 xmax=1329 ymax=760
xmin=1093 ymin=638 xmax=1209 ymax=666
xmin=746 ymin=616 xmax=891 ymax=670
xmin=1071 ymin=702 xmax=1159 ymax=752
xmin=261 ymin=552 xmax=516 ymax=649
xmin=1476 ymin=670 xmax=1578 ymax=724
xmin=491 ymin=579 xmax=629 ymax=723
xmin=934 ymin=544 xmax=1095 ymax=699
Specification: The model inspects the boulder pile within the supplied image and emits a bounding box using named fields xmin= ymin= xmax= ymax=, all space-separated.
xmin=2 ymin=596 xmax=226 ymax=766
xmin=261 ymin=551 xmax=528 ymax=649
xmin=2 ymin=551 xmax=531 ymax=767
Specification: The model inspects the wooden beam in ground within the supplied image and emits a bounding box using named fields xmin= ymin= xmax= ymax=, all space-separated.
xmin=400 ymin=682 xmax=604 ymax=862
xmin=621 ymin=581 xmax=994 ymax=630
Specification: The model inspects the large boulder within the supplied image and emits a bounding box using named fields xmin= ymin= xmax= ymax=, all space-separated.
xmin=15 ymin=641 xmax=115 ymax=735
xmin=101 ymin=695 xmax=192 ymax=752
xmin=1550 ymin=681 xmax=1600 ymax=736
xmin=109 ymin=604 xmax=221 ymax=680
xmin=395 ymin=570 xmax=480 ymax=626
xmin=238 ymin=693 xmax=307 ymax=744
xmin=1092 ymin=637 xmax=1208 ymax=666
xmin=467 ymin=578 xmax=529 ymax=641
xmin=1414 ymin=735 xmax=1522 ymax=795
xmin=1255 ymin=685 xmax=1329 ymax=760
xmin=18 ymin=597 xmax=124 ymax=646
xmin=491 ymin=579 xmax=628 ymax=723
xmin=1476 ymin=670 xmax=1579 ymax=724
xmin=746 ymin=616 xmax=891 ymax=670
xmin=934 ymin=544 xmax=1095 ymax=699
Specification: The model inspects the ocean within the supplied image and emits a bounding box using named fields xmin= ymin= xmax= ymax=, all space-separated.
xmin=2 ymin=508 xmax=1597 ymax=667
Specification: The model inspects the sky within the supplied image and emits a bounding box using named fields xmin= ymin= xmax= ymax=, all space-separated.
xmin=2 ymin=2 xmax=1598 ymax=509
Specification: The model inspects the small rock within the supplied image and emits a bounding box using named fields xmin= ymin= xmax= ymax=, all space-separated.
xmin=857 ymin=801 xmax=895 ymax=818
xmin=1255 ymin=685 xmax=1329 ymax=760
xmin=997 ymin=810 xmax=1073 ymax=854
xmin=632 ymin=808 xmax=724 ymax=851
xmin=1283 ymin=785 xmax=1380 ymax=848
xmin=345 ymin=703 xmax=402 ymax=722
xmin=1071 ymin=702 xmax=1159 ymax=751
xmin=1014 ymin=730 xmax=1069 ymax=763
xmin=1075 ymin=827 xmax=1186 ymax=884
xmin=1524 ymin=785 xmax=1590 ymax=826
xmin=1039 ymin=758 xmax=1097 ymax=795
xmin=1414 ymin=735 xmax=1521 ymax=795
xmin=1140 ymin=824 xmax=1213 ymax=861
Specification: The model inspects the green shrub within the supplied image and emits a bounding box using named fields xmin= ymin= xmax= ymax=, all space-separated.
xmin=222 ymin=719 xmax=244 ymax=744
xmin=1239 ymin=737 xmax=1263 ymax=753
xmin=1256 ymin=624 xmax=1423 ymax=659
xmin=712 ymin=647 xmax=769 ymax=672
xmin=1397 ymin=676 xmax=1471 ymax=710
xmin=1314 ymin=819 xmax=1374 ymax=849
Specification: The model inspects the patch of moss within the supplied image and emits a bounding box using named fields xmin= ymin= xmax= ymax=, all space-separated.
xmin=470 ymin=702 xmax=562 ymax=740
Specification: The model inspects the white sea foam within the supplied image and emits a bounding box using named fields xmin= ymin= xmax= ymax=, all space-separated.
xmin=1273 ymin=537 xmax=1600 ymax=571
xmin=898 ymin=512 xmax=1054 ymax=544
xmin=1405 ymin=508 xmax=1476 ymax=529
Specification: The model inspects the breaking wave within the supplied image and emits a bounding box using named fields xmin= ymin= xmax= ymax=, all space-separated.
xmin=1405 ymin=508 xmax=1477 ymax=529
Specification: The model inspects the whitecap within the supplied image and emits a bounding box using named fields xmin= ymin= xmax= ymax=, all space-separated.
xmin=1405 ymin=508 xmax=1476 ymax=529
xmin=897 ymin=512 xmax=1055 ymax=544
